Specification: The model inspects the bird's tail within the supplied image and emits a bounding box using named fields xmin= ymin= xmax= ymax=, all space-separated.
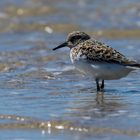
xmin=128 ymin=63 xmax=140 ymax=69
xmin=124 ymin=59 xmax=140 ymax=69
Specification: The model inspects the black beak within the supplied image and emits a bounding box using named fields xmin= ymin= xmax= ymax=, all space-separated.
xmin=53 ymin=42 xmax=68 ymax=51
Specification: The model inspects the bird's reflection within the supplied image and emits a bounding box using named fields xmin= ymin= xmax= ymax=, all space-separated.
xmin=95 ymin=91 xmax=104 ymax=105
xmin=64 ymin=88 xmax=124 ymax=119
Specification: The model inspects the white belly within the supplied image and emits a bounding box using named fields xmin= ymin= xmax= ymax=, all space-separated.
xmin=72 ymin=60 xmax=134 ymax=80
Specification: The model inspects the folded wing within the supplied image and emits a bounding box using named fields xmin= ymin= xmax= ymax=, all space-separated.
xmin=78 ymin=39 xmax=140 ymax=68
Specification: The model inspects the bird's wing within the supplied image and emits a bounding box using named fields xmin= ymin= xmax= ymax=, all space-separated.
xmin=77 ymin=39 xmax=139 ymax=67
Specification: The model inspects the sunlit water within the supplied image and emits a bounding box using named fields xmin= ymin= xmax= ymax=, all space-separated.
xmin=0 ymin=0 xmax=139 ymax=140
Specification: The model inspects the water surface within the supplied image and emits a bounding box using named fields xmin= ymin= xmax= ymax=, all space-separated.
xmin=0 ymin=0 xmax=139 ymax=140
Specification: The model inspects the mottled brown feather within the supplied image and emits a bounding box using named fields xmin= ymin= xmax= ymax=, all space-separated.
xmin=71 ymin=39 xmax=140 ymax=67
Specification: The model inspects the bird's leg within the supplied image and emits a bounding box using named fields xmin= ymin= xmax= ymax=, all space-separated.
xmin=101 ymin=80 xmax=104 ymax=89
xmin=96 ymin=79 xmax=100 ymax=91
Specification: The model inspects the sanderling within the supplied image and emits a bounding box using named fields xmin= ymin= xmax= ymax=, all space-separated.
xmin=53 ymin=31 xmax=140 ymax=91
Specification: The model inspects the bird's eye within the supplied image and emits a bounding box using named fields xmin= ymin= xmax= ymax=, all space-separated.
xmin=71 ymin=36 xmax=81 ymax=41
xmin=75 ymin=36 xmax=81 ymax=40
xmin=70 ymin=36 xmax=81 ymax=43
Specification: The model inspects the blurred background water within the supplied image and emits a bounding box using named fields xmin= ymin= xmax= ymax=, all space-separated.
xmin=0 ymin=0 xmax=139 ymax=140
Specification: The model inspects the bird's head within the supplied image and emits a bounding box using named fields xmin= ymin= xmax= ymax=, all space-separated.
xmin=53 ymin=31 xmax=90 ymax=50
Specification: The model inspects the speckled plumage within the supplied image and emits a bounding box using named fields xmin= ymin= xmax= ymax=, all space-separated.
xmin=70 ymin=39 xmax=137 ymax=66
xmin=53 ymin=31 xmax=140 ymax=91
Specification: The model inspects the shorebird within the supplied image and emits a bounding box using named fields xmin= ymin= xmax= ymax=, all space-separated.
xmin=53 ymin=31 xmax=140 ymax=91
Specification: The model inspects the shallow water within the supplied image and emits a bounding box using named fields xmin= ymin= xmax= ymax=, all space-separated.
xmin=0 ymin=0 xmax=139 ymax=139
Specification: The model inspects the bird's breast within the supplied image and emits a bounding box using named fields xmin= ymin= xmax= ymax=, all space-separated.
xmin=70 ymin=48 xmax=87 ymax=63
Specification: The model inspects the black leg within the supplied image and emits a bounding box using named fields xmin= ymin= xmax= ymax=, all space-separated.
xmin=96 ymin=79 xmax=100 ymax=91
xmin=101 ymin=80 xmax=104 ymax=89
